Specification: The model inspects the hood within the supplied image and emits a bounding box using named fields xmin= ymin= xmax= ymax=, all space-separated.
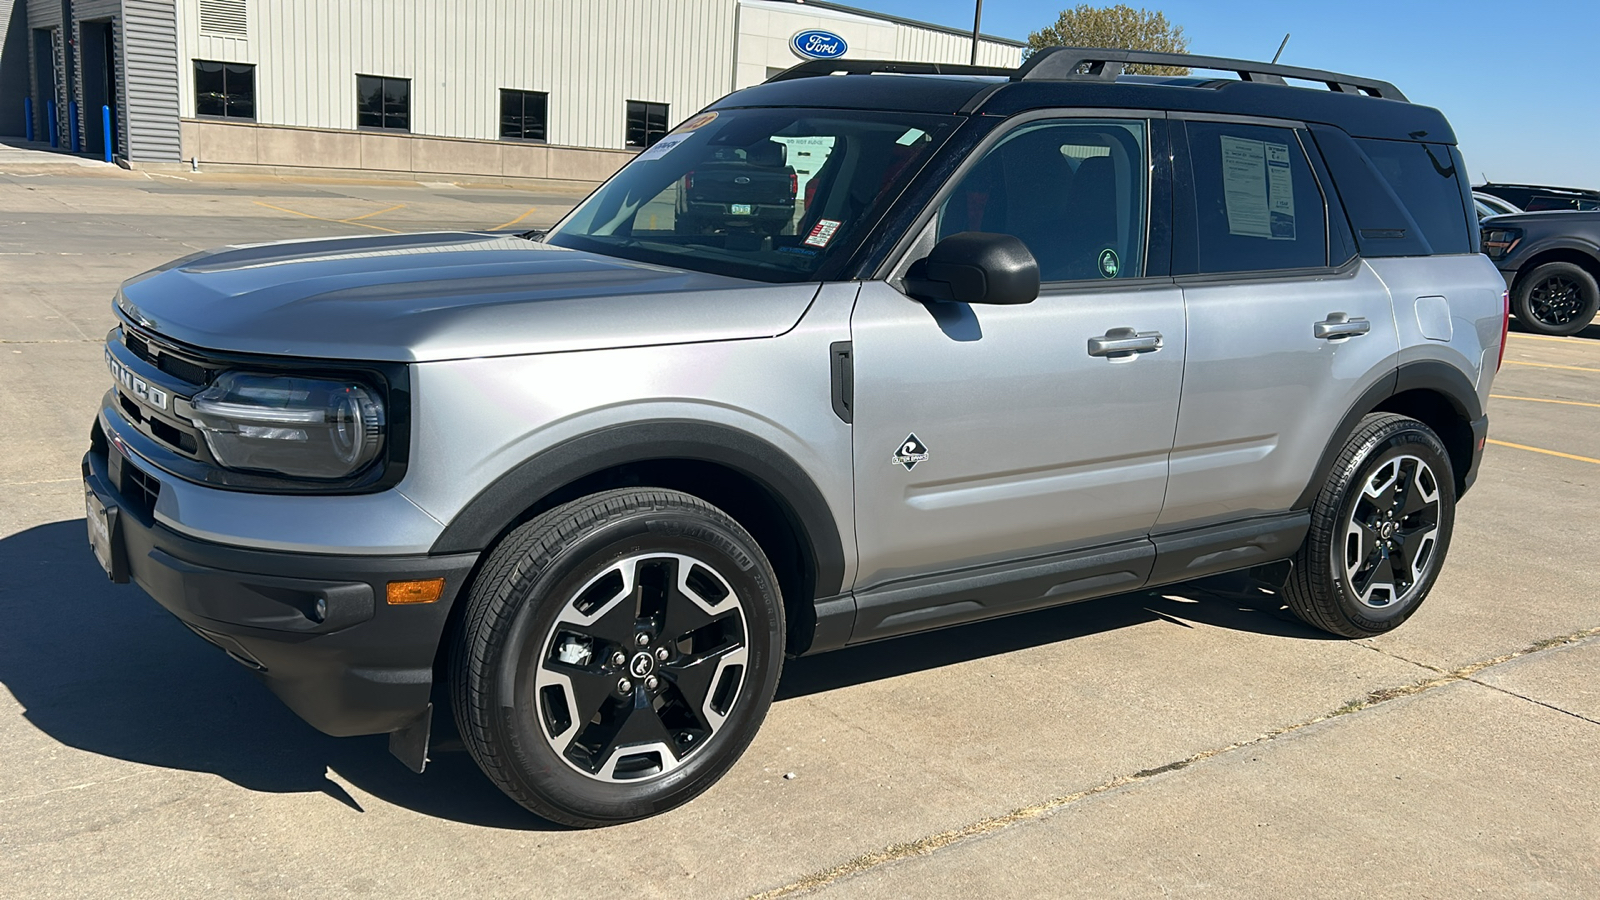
xmin=1482 ymin=210 xmax=1600 ymax=227
xmin=117 ymin=232 xmax=820 ymax=362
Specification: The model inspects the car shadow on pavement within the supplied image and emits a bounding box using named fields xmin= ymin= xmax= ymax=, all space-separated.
xmin=0 ymin=519 xmax=1333 ymax=830
xmin=0 ymin=520 xmax=555 ymax=832
xmin=777 ymin=570 xmax=1337 ymax=700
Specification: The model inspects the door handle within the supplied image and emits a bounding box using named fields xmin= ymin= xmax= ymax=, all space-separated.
xmin=1315 ymin=313 xmax=1371 ymax=340
xmin=1088 ymin=327 xmax=1163 ymax=358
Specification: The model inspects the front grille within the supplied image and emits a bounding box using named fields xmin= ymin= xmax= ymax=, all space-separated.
xmin=124 ymin=328 xmax=214 ymax=387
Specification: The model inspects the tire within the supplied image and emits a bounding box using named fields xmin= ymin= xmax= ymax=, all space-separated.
xmin=1512 ymin=261 xmax=1600 ymax=336
xmin=1284 ymin=414 xmax=1456 ymax=638
xmin=451 ymin=488 xmax=784 ymax=827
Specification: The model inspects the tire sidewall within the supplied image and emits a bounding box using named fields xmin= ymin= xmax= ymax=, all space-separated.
xmin=1514 ymin=262 xmax=1600 ymax=336
xmin=1322 ymin=422 xmax=1456 ymax=632
xmin=485 ymin=502 xmax=783 ymax=824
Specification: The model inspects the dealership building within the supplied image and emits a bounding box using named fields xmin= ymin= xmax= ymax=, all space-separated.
xmin=0 ymin=0 xmax=1022 ymax=182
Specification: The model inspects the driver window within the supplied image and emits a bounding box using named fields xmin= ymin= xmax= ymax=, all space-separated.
xmin=937 ymin=119 xmax=1149 ymax=282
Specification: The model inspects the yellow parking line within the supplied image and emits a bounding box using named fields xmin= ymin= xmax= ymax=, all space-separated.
xmin=491 ymin=206 xmax=539 ymax=230
xmin=252 ymin=200 xmax=402 ymax=234
xmin=341 ymin=203 xmax=404 ymax=222
xmin=1487 ymin=439 xmax=1600 ymax=465
xmin=1491 ymin=394 xmax=1600 ymax=409
xmin=1508 ymin=333 xmax=1595 ymax=344
xmin=1502 ymin=360 xmax=1600 ymax=374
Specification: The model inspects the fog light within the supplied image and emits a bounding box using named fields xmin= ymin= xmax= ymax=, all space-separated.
xmin=387 ymin=578 xmax=445 ymax=605
xmin=313 ymin=598 xmax=328 ymax=622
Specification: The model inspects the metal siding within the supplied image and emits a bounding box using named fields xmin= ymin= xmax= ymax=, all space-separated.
xmin=172 ymin=0 xmax=733 ymax=149
xmin=123 ymin=0 xmax=181 ymax=161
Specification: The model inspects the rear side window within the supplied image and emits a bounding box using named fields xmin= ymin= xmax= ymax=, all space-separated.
xmin=1185 ymin=122 xmax=1327 ymax=274
xmin=1356 ymin=139 xmax=1470 ymax=254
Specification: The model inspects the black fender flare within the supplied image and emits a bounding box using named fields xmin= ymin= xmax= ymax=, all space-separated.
xmin=427 ymin=420 xmax=848 ymax=598
xmin=1293 ymin=360 xmax=1483 ymax=510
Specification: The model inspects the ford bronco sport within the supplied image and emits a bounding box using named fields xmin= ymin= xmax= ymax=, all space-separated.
xmin=84 ymin=48 xmax=1505 ymax=826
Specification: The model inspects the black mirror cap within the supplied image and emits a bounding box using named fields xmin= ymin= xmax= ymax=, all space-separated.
xmin=904 ymin=232 xmax=1040 ymax=305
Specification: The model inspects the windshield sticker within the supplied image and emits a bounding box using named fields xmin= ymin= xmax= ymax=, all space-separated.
xmin=1098 ymin=248 xmax=1120 ymax=278
xmin=673 ymin=111 xmax=718 ymax=134
xmin=896 ymin=128 xmax=928 ymax=146
xmin=634 ymin=132 xmax=693 ymax=163
xmin=1220 ymin=135 xmax=1296 ymax=240
xmin=804 ymin=219 xmax=842 ymax=248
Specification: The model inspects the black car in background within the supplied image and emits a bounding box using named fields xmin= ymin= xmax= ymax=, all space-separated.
xmin=1475 ymin=182 xmax=1600 ymax=213
xmin=1482 ymin=210 xmax=1600 ymax=335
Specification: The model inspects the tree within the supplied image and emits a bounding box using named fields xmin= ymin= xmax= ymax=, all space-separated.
xmin=1027 ymin=4 xmax=1190 ymax=76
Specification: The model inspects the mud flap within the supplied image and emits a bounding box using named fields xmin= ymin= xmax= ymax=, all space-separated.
xmin=388 ymin=702 xmax=432 ymax=774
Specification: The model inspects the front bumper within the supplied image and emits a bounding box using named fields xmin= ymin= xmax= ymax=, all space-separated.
xmin=83 ymin=444 xmax=478 ymax=737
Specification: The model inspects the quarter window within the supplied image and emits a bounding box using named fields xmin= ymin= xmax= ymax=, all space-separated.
xmin=1356 ymin=139 xmax=1471 ymax=254
xmin=500 ymin=89 xmax=548 ymax=142
xmin=357 ymin=75 xmax=410 ymax=132
xmin=626 ymin=100 xmax=669 ymax=149
xmin=194 ymin=60 xmax=255 ymax=120
xmin=1186 ymin=122 xmax=1328 ymax=274
xmin=937 ymin=119 xmax=1149 ymax=282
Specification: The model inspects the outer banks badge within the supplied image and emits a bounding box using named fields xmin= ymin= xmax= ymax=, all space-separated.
xmin=892 ymin=434 xmax=930 ymax=471
xmin=1098 ymin=248 xmax=1120 ymax=279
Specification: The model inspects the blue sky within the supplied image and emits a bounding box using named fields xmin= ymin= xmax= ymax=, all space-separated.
xmin=841 ymin=0 xmax=1599 ymax=188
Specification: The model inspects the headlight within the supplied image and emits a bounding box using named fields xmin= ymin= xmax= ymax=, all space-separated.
xmin=190 ymin=373 xmax=385 ymax=479
xmin=1482 ymin=228 xmax=1522 ymax=260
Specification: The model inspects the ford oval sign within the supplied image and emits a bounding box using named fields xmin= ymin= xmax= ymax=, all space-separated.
xmin=791 ymin=30 xmax=847 ymax=60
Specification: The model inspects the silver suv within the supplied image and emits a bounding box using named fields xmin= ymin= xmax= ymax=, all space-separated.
xmin=83 ymin=49 xmax=1505 ymax=826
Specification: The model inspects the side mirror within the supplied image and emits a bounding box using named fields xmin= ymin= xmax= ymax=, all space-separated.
xmin=904 ymin=232 xmax=1040 ymax=306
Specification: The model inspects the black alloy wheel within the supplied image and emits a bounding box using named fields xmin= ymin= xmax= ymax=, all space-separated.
xmin=1513 ymin=261 xmax=1600 ymax=336
xmin=451 ymin=488 xmax=784 ymax=827
xmin=1285 ymin=414 xmax=1456 ymax=637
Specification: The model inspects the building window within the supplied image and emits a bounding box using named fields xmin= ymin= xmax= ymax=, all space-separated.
xmin=194 ymin=61 xmax=255 ymax=120
xmin=626 ymin=100 xmax=669 ymax=149
xmin=357 ymin=75 xmax=410 ymax=132
xmin=500 ymin=89 xmax=548 ymax=142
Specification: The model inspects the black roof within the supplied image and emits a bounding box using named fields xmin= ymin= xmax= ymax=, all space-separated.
xmin=712 ymin=47 xmax=1455 ymax=145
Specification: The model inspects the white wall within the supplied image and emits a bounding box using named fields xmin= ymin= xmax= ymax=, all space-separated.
xmin=734 ymin=0 xmax=1022 ymax=89
xmin=176 ymin=0 xmax=736 ymax=149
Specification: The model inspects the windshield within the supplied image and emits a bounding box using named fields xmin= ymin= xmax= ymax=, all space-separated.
xmin=544 ymin=108 xmax=960 ymax=282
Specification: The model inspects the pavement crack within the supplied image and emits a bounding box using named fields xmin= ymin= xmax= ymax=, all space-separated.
xmin=749 ymin=624 xmax=1600 ymax=900
xmin=1463 ymin=677 xmax=1600 ymax=727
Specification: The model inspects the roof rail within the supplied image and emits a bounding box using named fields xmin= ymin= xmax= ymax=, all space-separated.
xmin=1017 ymin=47 xmax=1407 ymax=102
xmin=765 ymin=59 xmax=1013 ymax=83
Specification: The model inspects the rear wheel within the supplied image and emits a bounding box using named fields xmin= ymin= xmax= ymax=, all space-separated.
xmin=1512 ymin=261 xmax=1599 ymax=336
xmin=451 ymin=488 xmax=783 ymax=826
xmin=1285 ymin=414 xmax=1455 ymax=637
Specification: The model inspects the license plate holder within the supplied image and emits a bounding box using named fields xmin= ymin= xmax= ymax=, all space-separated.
xmin=84 ymin=477 xmax=127 ymax=583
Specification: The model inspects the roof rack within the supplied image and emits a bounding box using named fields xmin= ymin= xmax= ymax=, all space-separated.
xmin=763 ymin=46 xmax=1407 ymax=103
xmin=765 ymin=59 xmax=1013 ymax=83
xmin=1017 ymin=47 xmax=1407 ymax=101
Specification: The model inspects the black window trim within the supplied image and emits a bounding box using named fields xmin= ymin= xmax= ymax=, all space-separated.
xmin=499 ymin=87 xmax=549 ymax=144
xmin=884 ymin=107 xmax=1170 ymax=290
xmin=356 ymin=73 xmax=412 ymax=133
xmin=624 ymin=99 xmax=671 ymax=149
xmin=193 ymin=59 xmax=257 ymax=122
xmin=1171 ymin=112 xmax=1341 ymax=279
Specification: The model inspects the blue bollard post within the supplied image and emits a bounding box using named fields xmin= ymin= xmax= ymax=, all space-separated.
xmin=69 ymin=100 xmax=80 ymax=152
xmin=48 ymin=100 xmax=58 ymax=148
xmin=101 ymin=105 xmax=112 ymax=163
xmin=24 ymin=98 xmax=33 ymax=142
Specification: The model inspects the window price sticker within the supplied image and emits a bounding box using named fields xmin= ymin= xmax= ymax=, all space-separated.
xmin=804 ymin=218 xmax=842 ymax=248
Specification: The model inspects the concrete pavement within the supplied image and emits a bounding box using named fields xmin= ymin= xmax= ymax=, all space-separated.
xmin=1 ymin=169 xmax=1597 ymax=898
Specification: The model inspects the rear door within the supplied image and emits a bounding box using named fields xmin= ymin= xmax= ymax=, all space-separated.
xmin=1157 ymin=118 xmax=1400 ymax=534
xmin=848 ymin=114 xmax=1185 ymax=637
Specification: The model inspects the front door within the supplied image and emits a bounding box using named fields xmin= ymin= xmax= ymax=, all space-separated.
xmin=849 ymin=116 xmax=1184 ymax=634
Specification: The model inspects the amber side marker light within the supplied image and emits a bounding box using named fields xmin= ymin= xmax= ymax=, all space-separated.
xmin=387 ymin=578 xmax=446 ymax=605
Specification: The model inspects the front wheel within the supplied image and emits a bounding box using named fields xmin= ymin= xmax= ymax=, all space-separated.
xmin=1512 ymin=261 xmax=1599 ymax=336
xmin=1284 ymin=414 xmax=1456 ymax=638
xmin=450 ymin=488 xmax=784 ymax=826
